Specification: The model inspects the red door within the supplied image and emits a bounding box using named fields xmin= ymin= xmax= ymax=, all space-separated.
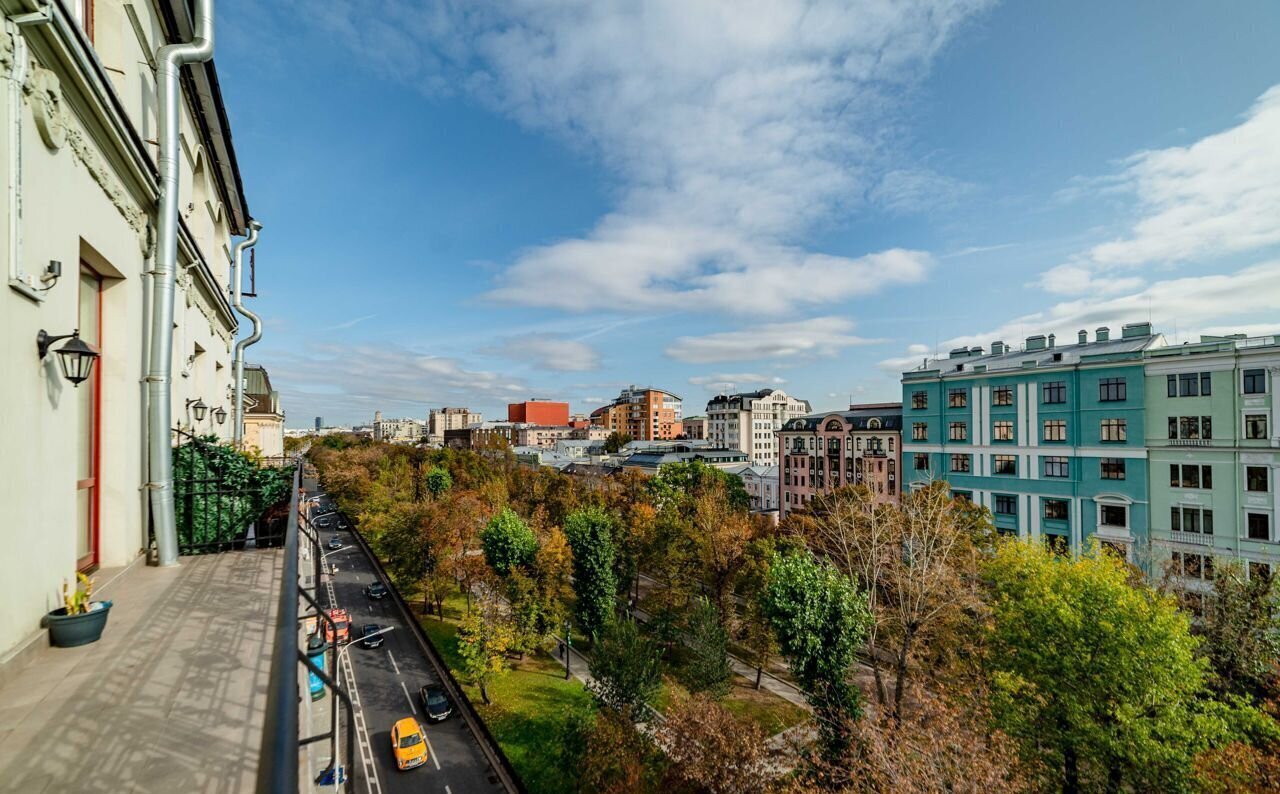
xmin=76 ymin=263 xmax=102 ymax=571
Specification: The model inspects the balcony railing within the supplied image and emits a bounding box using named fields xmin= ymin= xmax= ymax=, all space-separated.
xmin=1168 ymin=438 xmax=1211 ymax=447
xmin=1169 ymin=530 xmax=1215 ymax=547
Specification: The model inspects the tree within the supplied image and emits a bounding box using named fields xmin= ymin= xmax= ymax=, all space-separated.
xmin=761 ymin=549 xmax=871 ymax=756
xmin=649 ymin=459 xmax=748 ymax=513
xmin=602 ymin=431 xmax=633 ymax=454
xmin=1198 ymin=561 xmax=1280 ymax=704
xmin=564 ymin=506 xmax=619 ymax=639
xmin=681 ymin=597 xmax=733 ymax=698
xmin=658 ymin=693 xmax=772 ymax=794
xmin=692 ymin=480 xmax=756 ymax=628
xmin=588 ymin=618 xmax=663 ymax=716
xmin=457 ymin=600 xmax=514 ymax=705
xmin=983 ymin=539 xmax=1261 ymax=793
xmin=481 ymin=507 xmax=538 ymax=576
xmin=574 ymin=708 xmax=662 ymax=794
xmin=424 ymin=465 xmax=452 ymax=500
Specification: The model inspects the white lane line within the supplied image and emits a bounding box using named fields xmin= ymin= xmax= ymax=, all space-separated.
xmin=401 ymin=680 xmax=416 ymax=714
xmin=387 ymin=649 xmax=400 ymax=676
xmin=446 ymin=787 xmax=452 ymax=794
xmin=341 ymin=647 xmax=383 ymax=794
xmin=422 ymin=728 xmax=442 ymax=771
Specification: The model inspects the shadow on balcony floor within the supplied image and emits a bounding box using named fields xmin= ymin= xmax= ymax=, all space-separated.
xmin=0 ymin=548 xmax=282 ymax=794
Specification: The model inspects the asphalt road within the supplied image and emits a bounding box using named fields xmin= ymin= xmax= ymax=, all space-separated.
xmin=307 ymin=491 xmax=502 ymax=794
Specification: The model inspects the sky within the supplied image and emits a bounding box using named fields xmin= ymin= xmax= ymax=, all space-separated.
xmin=214 ymin=0 xmax=1280 ymax=428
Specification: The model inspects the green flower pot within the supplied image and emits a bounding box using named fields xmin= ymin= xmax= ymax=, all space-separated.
xmin=45 ymin=600 xmax=113 ymax=647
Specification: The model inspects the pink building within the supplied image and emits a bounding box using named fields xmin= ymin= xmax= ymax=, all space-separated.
xmin=778 ymin=403 xmax=903 ymax=517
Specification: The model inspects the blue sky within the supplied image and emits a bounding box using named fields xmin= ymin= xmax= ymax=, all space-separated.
xmin=215 ymin=0 xmax=1280 ymax=428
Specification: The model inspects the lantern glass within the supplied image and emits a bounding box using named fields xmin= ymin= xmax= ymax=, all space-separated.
xmin=213 ymin=407 xmax=227 ymax=425
xmin=192 ymin=400 xmax=209 ymax=422
xmin=55 ymin=335 xmax=99 ymax=387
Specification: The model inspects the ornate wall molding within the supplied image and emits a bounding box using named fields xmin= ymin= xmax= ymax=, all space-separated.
xmin=23 ymin=63 xmax=66 ymax=150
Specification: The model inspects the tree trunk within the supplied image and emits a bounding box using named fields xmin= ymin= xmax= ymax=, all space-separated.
xmin=479 ymin=682 xmax=490 ymax=705
xmin=1064 ymin=745 xmax=1080 ymax=794
xmin=755 ymin=663 xmax=763 ymax=690
xmin=891 ymin=627 xmax=915 ymax=717
xmin=1105 ymin=760 xmax=1123 ymax=794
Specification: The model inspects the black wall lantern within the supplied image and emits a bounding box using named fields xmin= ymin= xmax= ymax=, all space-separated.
xmin=36 ymin=329 xmax=99 ymax=387
xmin=213 ymin=406 xmax=227 ymax=425
xmin=187 ymin=399 xmax=209 ymax=422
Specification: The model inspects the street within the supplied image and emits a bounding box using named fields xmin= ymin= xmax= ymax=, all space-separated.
xmin=307 ymin=490 xmax=503 ymax=794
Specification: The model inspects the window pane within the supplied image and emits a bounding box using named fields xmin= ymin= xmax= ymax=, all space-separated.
xmin=1201 ymin=372 xmax=1211 ymax=396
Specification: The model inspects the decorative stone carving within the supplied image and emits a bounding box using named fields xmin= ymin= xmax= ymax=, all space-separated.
xmin=0 ymin=28 xmax=15 ymax=76
xmin=23 ymin=65 xmax=66 ymax=150
xmin=65 ymin=127 xmax=151 ymax=251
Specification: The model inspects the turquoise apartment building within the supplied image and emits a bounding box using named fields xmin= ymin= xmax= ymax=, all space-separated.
xmin=901 ymin=323 xmax=1162 ymax=564
xmin=1144 ymin=334 xmax=1280 ymax=590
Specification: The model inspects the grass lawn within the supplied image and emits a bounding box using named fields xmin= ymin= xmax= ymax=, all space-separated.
xmin=652 ymin=674 xmax=809 ymax=737
xmin=418 ymin=590 xmax=594 ymax=794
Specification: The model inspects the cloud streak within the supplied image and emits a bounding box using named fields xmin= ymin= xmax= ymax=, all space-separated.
xmin=667 ymin=316 xmax=880 ymax=364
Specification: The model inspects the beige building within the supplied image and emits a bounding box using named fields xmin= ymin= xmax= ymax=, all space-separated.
xmin=373 ymin=410 xmax=425 ymax=443
xmin=241 ymin=365 xmax=284 ymax=458
xmin=0 ymin=0 xmax=259 ymax=661
xmin=428 ymin=406 xmax=482 ymax=444
xmin=706 ymin=389 xmax=811 ymax=465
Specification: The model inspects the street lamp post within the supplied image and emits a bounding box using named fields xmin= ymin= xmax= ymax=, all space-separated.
xmin=563 ymin=621 xmax=572 ymax=680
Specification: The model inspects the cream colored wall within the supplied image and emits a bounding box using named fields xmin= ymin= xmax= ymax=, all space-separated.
xmin=243 ymin=415 xmax=284 ymax=458
xmin=0 ymin=1 xmax=241 ymax=659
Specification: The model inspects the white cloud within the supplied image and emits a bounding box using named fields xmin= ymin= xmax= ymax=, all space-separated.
xmin=1046 ymin=85 xmax=1280 ymax=293
xmin=667 ymin=316 xmax=879 ymax=364
xmin=488 ymin=335 xmax=602 ymax=371
xmin=868 ymin=168 xmax=973 ymax=213
xmin=882 ymin=260 xmax=1280 ymax=372
xmin=1038 ymin=264 xmax=1144 ymax=296
xmin=310 ymin=1 xmax=989 ymax=315
xmin=688 ymin=372 xmax=787 ymax=393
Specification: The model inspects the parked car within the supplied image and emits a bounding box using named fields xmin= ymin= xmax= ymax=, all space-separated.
xmin=327 ymin=536 xmax=342 ymax=550
xmin=391 ymin=717 xmax=429 ymax=770
xmin=418 ymin=684 xmax=452 ymax=722
xmin=323 ymin=608 xmax=350 ymax=644
xmin=360 ymin=623 xmax=385 ymax=649
xmin=365 ymin=582 xmax=388 ymax=600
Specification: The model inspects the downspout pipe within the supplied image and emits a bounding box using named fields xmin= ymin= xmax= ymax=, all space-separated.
xmin=146 ymin=0 xmax=215 ymax=568
xmin=232 ymin=219 xmax=263 ymax=447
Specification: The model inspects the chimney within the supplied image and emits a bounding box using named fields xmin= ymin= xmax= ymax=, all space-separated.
xmin=1078 ymin=329 xmax=1088 ymax=344
xmin=1096 ymin=327 xmax=1111 ymax=342
xmin=1048 ymin=333 xmax=1056 ymax=348
xmin=1026 ymin=334 xmax=1047 ymax=351
xmin=1122 ymin=321 xmax=1153 ymax=339
xmin=991 ymin=341 xmax=1006 ymax=355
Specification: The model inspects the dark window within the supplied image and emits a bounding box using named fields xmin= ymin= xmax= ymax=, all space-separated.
xmin=1174 ymin=506 xmax=1214 ymax=535
xmin=949 ymin=454 xmax=970 ymax=473
xmin=1203 ymin=416 xmax=1213 ymax=439
xmin=1099 ymin=377 xmax=1127 ymax=402
xmin=1043 ymin=534 xmax=1070 ymax=556
xmin=1247 ymin=466 xmax=1269 ymax=492
xmin=912 ymin=422 xmax=927 ymax=441
xmin=1168 ymin=416 xmax=1177 ymax=440
xmin=1243 ymin=369 xmax=1266 ymax=394
xmin=1246 ymin=415 xmax=1268 ymax=440
xmin=1043 ymin=499 xmax=1068 ymax=520
xmin=913 ymin=453 xmax=929 ymax=471
xmin=1247 ymin=513 xmax=1271 ymax=541
xmin=993 ymin=455 xmax=1017 ymax=475
xmin=1178 ymin=372 xmax=1200 ymax=397
xmin=1170 ymin=506 xmax=1180 ymax=532
xmin=1100 ymin=418 xmax=1126 ymax=442
xmin=992 ymin=386 xmax=1013 ymax=406
xmin=1042 ymin=381 xmax=1066 ymax=404
xmin=1249 ymin=561 xmax=1272 ymax=581
xmin=1043 ymin=456 xmax=1069 ymax=478
xmin=995 ymin=495 xmax=1017 ymax=515
xmin=1100 ymin=458 xmax=1125 ymax=480
xmin=953 ymin=490 xmax=972 ymax=502
xmin=949 ymin=422 xmax=967 ymax=441
xmin=1201 ymin=372 xmax=1212 ymax=395
xmin=1167 ymin=374 xmax=1176 ymax=398
xmin=993 ymin=420 xmax=1014 ymax=441
xmin=1100 ymin=504 xmax=1127 ymax=527
xmin=1043 ymin=419 xmax=1066 ymax=442
xmin=912 ymin=391 xmax=928 ymax=409
xmin=948 ymin=389 xmax=967 ymax=408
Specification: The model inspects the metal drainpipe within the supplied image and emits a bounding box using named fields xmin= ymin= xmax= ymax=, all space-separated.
xmin=232 ymin=219 xmax=262 ymax=447
xmin=146 ymin=0 xmax=215 ymax=568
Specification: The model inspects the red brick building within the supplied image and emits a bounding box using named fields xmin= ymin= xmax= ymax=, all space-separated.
xmin=508 ymin=400 xmax=570 ymax=426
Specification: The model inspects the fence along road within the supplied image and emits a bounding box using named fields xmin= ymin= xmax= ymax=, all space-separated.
xmin=309 ymin=489 xmax=513 ymax=794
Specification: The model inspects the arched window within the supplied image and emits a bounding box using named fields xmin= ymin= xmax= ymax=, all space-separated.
xmin=868 ymin=418 xmax=882 ymax=430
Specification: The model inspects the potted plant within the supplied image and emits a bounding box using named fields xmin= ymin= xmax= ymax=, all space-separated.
xmin=44 ymin=572 xmax=112 ymax=647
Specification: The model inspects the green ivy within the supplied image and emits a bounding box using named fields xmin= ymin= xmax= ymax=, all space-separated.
xmin=173 ymin=436 xmax=292 ymax=552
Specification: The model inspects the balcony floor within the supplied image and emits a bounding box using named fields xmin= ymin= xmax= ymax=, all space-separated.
xmin=0 ymin=548 xmax=282 ymax=794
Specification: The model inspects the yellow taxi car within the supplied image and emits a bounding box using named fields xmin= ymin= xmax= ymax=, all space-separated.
xmin=391 ymin=717 xmax=429 ymax=771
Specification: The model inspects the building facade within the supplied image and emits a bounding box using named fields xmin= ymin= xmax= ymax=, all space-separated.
xmin=508 ymin=400 xmax=569 ymax=426
xmin=591 ymin=385 xmax=683 ymax=440
xmin=0 ymin=0 xmax=255 ymax=658
xmin=680 ymin=415 xmax=707 ymax=440
xmin=1145 ymin=334 xmax=1280 ymax=587
xmin=241 ymin=366 xmax=284 ymax=458
xmin=901 ymin=324 xmax=1160 ymax=562
xmin=779 ymin=404 xmax=903 ymax=517
xmin=706 ymin=389 xmax=810 ymax=465
xmin=734 ymin=465 xmax=779 ymax=513
xmin=428 ymin=406 xmax=481 ymax=444
xmin=373 ymin=412 xmax=425 ymax=443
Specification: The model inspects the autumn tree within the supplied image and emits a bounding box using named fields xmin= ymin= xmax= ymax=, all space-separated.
xmin=573 ymin=709 xmax=662 ymax=794
xmin=457 ymin=597 xmax=514 ymax=705
xmin=692 ymin=480 xmax=756 ymax=628
xmin=564 ymin=506 xmax=619 ymax=639
xmin=588 ymin=618 xmax=663 ymax=716
xmin=1197 ymin=561 xmax=1280 ymax=704
xmin=657 ymin=693 xmax=772 ymax=794
xmin=736 ymin=537 xmax=783 ymax=689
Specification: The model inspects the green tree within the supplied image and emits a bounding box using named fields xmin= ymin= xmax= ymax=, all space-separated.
xmin=480 ymin=507 xmax=538 ymax=576
xmin=603 ymin=431 xmax=633 ymax=454
xmin=457 ymin=602 xmax=514 ymax=705
xmin=424 ymin=465 xmax=453 ymax=500
xmin=1197 ymin=561 xmax=1279 ymax=704
xmin=983 ymin=539 xmax=1265 ymax=793
xmin=681 ymin=597 xmax=733 ymax=698
xmin=649 ymin=459 xmax=749 ymax=512
xmin=761 ymin=549 xmax=871 ymax=755
xmin=564 ymin=506 xmax=619 ymax=639
xmin=588 ymin=618 xmax=663 ymax=716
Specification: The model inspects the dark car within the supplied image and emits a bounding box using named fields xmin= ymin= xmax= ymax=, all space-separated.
xmin=327 ymin=536 xmax=342 ymax=550
xmin=315 ymin=515 xmax=334 ymax=529
xmin=365 ymin=582 xmax=388 ymax=600
xmin=360 ymin=624 xmax=385 ymax=649
xmin=419 ymin=684 xmax=452 ymax=722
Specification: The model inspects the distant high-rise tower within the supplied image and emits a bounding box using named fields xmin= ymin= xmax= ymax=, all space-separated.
xmin=315 ymin=416 xmax=323 ymax=431
xmin=374 ymin=410 xmax=383 ymax=423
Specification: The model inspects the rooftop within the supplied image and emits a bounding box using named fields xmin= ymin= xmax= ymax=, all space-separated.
xmin=782 ymin=404 xmax=904 ymax=433
xmin=904 ymin=323 xmax=1164 ymax=380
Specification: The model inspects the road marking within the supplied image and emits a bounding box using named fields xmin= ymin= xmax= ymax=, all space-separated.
xmin=341 ymin=646 xmax=383 ymax=794
xmin=400 ymin=680 xmax=416 ymax=714
xmin=388 ymin=649 xmax=400 ymax=676
xmin=445 ymin=787 xmax=452 ymax=794
xmin=422 ymin=728 xmax=442 ymax=770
